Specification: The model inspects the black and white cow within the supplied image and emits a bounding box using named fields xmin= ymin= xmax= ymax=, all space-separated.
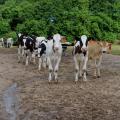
xmin=73 ymin=35 xmax=89 ymax=82
xmin=17 ymin=33 xmax=26 ymax=62
xmin=37 ymin=38 xmax=47 ymax=70
xmin=17 ymin=33 xmax=36 ymax=65
xmin=31 ymin=36 xmax=48 ymax=70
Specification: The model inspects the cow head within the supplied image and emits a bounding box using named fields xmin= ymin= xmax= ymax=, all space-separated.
xmin=18 ymin=33 xmax=22 ymax=37
xmin=37 ymin=41 xmax=47 ymax=57
xmin=80 ymin=35 xmax=88 ymax=53
xmin=99 ymin=41 xmax=112 ymax=54
xmin=73 ymin=35 xmax=89 ymax=55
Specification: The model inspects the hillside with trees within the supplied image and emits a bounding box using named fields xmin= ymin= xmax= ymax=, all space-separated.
xmin=0 ymin=0 xmax=120 ymax=42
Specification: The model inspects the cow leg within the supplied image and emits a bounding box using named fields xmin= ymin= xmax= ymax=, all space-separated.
xmin=94 ymin=59 xmax=97 ymax=78
xmin=42 ymin=55 xmax=47 ymax=69
xmin=48 ymin=57 xmax=53 ymax=82
xmin=26 ymin=55 xmax=29 ymax=66
xmin=32 ymin=52 xmax=36 ymax=64
xmin=54 ymin=56 xmax=61 ymax=82
xmin=29 ymin=52 xmax=32 ymax=63
xmin=43 ymin=59 xmax=47 ymax=69
xmin=21 ymin=48 xmax=25 ymax=63
xmin=97 ymin=56 xmax=102 ymax=78
xmin=79 ymin=61 xmax=82 ymax=78
xmin=82 ymin=55 xmax=88 ymax=81
xmin=18 ymin=46 xmax=21 ymax=62
xmin=25 ymin=50 xmax=29 ymax=66
xmin=38 ymin=57 xmax=42 ymax=70
xmin=46 ymin=57 xmax=49 ymax=67
xmin=74 ymin=55 xmax=79 ymax=82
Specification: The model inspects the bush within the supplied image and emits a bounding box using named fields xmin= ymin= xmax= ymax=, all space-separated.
xmin=4 ymin=31 xmax=17 ymax=41
xmin=16 ymin=20 xmax=48 ymax=36
xmin=0 ymin=20 xmax=10 ymax=36
xmin=103 ymin=32 xmax=117 ymax=43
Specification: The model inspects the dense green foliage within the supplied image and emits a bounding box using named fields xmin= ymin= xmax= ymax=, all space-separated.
xmin=0 ymin=0 xmax=120 ymax=42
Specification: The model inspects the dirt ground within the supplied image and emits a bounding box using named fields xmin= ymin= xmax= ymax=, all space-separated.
xmin=0 ymin=47 xmax=120 ymax=120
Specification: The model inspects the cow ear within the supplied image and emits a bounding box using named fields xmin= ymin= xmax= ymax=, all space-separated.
xmin=87 ymin=37 xmax=93 ymax=41
xmin=87 ymin=38 xmax=91 ymax=41
xmin=71 ymin=42 xmax=74 ymax=46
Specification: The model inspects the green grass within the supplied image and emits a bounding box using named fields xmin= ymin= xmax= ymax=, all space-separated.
xmin=112 ymin=44 xmax=120 ymax=55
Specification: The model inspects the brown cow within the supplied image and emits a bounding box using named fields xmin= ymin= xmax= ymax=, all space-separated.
xmin=88 ymin=40 xmax=112 ymax=78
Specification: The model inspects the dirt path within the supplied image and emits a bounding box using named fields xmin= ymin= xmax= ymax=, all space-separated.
xmin=0 ymin=47 xmax=120 ymax=120
xmin=0 ymin=49 xmax=16 ymax=119
xmin=0 ymin=48 xmax=37 ymax=119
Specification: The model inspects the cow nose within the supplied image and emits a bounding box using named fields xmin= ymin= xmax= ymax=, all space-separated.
xmin=54 ymin=47 xmax=59 ymax=51
xmin=103 ymin=51 xmax=106 ymax=53
xmin=38 ymin=54 xmax=40 ymax=58
xmin=24 ymin=46 xmax=26 ymax=49
xmin=81 ymin=47 xmax=87 ymax=52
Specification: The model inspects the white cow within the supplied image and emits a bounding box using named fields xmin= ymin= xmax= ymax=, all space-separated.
xmin=73 ymin=35 xmax=89 ymax=82
xmin=46 ymin=33 xmax=62 ymax=82
xmin=7 ymin=38 xmax=13 ymax=48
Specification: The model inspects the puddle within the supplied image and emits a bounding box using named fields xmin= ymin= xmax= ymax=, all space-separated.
xmin=3 ymin=83 xmax=18 ymax=120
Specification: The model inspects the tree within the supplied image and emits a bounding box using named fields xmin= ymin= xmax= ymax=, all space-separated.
xmin=0 ymin=0 xmax=120 ymax=42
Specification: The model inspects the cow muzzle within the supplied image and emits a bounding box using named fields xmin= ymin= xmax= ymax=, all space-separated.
xmin=81 ymin=47 xmax=87 ymax=53
xmin=102 ymin=51 xmax=106 ymax=53
xmin=38 ymin=54 xmax=40 ymax=58
xmin=24 ymin=47 xmax=27 ymax=50
xmin=54 ymin=47 xmax=59 ymax=51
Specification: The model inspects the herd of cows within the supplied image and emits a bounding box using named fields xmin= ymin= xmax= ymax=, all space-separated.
xmin=16 ymin=33 xmax=112 ymax=82
xmin=0 ymin=38 xmax=13 ymax=48
xmin=0 ymin=33 xmax=112 ymax=82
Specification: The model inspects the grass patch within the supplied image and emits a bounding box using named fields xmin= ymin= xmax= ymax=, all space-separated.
xmin=112 ymin=44 xmax=120 ymax=55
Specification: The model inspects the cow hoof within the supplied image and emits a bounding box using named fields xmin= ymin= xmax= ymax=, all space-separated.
xmin=38 ymin=68 xmax=41 ymax=71
xmin=93 ymin=76 xmax=97 ymax=79
xmin=55 ymin=78 xmax=58 ymax=82
xmin=97 ymin=76 xmax=101 ymax=78
xmin=79 ymin=76 xmax=82 ymax=79
xmin=75 ymin=79 xmax=78 ymax=83
xmin=83 ymin=78 xmax=87 ymax=81
xmin=74 ymin=81 xmax=78 ymax=84
xmin=48 ymin=80 xmax=52 ymax=84
xmin=86 ymin=72 xmax=88 ymax=76
xmin=55 ymin=80 xmax=58 ymax=84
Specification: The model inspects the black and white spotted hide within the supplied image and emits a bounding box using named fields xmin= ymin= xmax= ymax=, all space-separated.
xmin=23 ymin=36 xmax=36 ymax=66
xmin=38 ymin=40 xmax=47 ymax=70
xmin=73 ymin=35 xmax=89 ymax=82
xmin=17 ymin=33 xmax=27 ymax=62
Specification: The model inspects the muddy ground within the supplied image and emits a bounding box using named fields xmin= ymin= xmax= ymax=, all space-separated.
xmin=0 ymin=47 xmax=120 ymax=120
